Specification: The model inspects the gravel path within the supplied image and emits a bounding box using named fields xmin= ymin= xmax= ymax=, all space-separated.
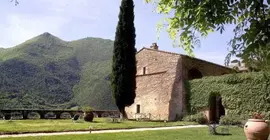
xmin=0 ymin=125 xmax=207 ymax=138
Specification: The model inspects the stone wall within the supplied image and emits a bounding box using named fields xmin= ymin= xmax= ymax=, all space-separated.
xmin=126 ymin=73 xmax=169 ymax=120
xmin=135 ymin=48 xmax=179 ymax=76
xmin=181 ymin=55 xmax=233 ymax=79
xmin=126 ymin=48 xmax=234 ymax=121
xmin=126 ymin=48 xmax=182 ymax=121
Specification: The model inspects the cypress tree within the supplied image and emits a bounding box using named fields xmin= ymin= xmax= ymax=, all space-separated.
xmin=111 ymin=0 xmax=136 ymax=118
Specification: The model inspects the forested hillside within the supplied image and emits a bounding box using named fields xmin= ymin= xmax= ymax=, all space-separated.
xmin=0 ymin=32 xmax=117 ymax=110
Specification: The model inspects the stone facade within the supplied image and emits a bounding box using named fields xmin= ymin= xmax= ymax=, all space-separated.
xmin=126 ymin=44 xmax=233 ymax=121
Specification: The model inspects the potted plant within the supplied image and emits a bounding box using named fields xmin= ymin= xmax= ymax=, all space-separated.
xmin=244 ymin=113 xmax=270 ymax=140
xmin=82 ymin=106 xmax=94 ymax=122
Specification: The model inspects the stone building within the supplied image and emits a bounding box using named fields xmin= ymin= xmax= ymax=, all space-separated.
xmin=126 ymin=43 xmax=233 ymax=121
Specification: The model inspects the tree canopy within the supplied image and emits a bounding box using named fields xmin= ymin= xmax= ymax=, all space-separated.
xmin=145 ymin=0 xmax=270 ymax=70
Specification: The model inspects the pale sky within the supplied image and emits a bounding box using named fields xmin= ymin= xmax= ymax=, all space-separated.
xmin=0 ymin=0 xmax=236 ymax=65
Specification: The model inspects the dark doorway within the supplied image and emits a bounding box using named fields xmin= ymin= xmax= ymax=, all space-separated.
xmin=209 ymin=94 xmax=225 ymax=123
xmin=209 ymin=95 xmax=217 ymax=123
xmin=218 ymin=97 xmax=225 ymax=119
xmin=136 ymin=104 xmax=140 ymax=113
xmin=188 ymin=68 xmax=203 ymax=80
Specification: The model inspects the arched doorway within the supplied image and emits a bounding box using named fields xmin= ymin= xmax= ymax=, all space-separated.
xmin=209 ymin=94 xmax=225 ymax=123
xmin=60 ymin=112 xmax=72 ymax=119
xmin=11 ymin=112 xmax=23 ymax=120
xmin=0 ymin=112 xmax=4 ymax=120
xmin=188 ymin=68 xmax=203 ymax=80
xmin=44 ymin=112 xmax=56 ymax=119
xmin=27 ymin=112 xmax=40 ymax=119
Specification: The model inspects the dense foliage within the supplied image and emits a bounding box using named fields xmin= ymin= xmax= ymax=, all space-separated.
xmin=112 ymin=0 xmax=137 ymax=117
xmin=185 ymin=72 xmax=270 ymax=119
xmin=219 ymin=114 xmax=243 ymax=125
xmin=183 ymin=113 xmax=208 ymax=124
xmin=145 ymin=0 xmax=270 ymax=69
xmin=241 ymin=43 xmax=270 ymax=71
xmin=0 ymin=32 xmax=117 ymax=110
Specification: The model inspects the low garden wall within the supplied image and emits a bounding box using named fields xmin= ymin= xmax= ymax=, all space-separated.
xmin=185 ymin=72 xmax=270 ymax=120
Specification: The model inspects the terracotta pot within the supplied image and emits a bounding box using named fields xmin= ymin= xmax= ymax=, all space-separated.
xmin=244 ymin=119 xmax=270 ymax=140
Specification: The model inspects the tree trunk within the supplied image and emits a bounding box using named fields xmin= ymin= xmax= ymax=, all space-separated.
xmin=119 ymin=107 xmax=127 ymax=119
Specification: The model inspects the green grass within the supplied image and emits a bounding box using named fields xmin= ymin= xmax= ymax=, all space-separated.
xmin=0 ymin=127 xmax=247 ymax=140
xmin=0 ymin=118 xmax=197 ymax=133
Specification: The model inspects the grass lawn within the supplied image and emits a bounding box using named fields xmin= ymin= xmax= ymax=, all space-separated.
xmin=0 ymin=127 xmax=247 ymax=140
xmin=0 ymin=118 xmax=197 ymax=133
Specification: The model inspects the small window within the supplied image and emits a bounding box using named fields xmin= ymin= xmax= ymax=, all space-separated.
xmin=143 ymin=67 xmax=146 ymax=75
xmin=136 ymin=104 xmax=140 ymax=113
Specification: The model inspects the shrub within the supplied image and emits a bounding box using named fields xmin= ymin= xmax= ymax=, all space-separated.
xmin=219 ymin=115 xmax=242 ymax=125
xmin=183 ymin=113 xmax=207 ymax=124
xmin=81 ymin=106 xmax=94 ymax=122
xmin=83 ymin=112 xmax=94 ymax=122
xmin=263 ymin=112 xmax=270 ymax=120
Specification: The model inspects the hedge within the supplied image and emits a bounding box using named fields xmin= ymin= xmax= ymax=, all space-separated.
xmin=185 ymin=72 xmax=270 ymax=120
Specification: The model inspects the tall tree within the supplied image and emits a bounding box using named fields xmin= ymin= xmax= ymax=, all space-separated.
xmin=145 ymin=0 xmax=270 ymax=70
xmin=111 ymin=0 xmax=136 ymax=118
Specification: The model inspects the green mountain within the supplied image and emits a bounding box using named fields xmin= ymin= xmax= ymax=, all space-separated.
xmin=0 ymin=32 xmax=117 ymax=110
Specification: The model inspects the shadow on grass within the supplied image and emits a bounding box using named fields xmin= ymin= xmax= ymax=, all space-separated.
xmin=213 ymin=133 xmax=232 ymax=136
xmin=208 ymin=124 xmax=233 ymax=136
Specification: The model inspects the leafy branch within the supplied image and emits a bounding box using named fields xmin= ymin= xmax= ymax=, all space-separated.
xmin=146 ymin=0 xmax=270 ymax=70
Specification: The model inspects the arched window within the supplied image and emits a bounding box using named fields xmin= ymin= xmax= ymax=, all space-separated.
xmin=188 ymin=68 xmax=203 ymax=80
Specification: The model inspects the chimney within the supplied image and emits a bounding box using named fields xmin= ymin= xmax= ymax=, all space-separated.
xmin=150 ymin=43 xmax=159 ymax=50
